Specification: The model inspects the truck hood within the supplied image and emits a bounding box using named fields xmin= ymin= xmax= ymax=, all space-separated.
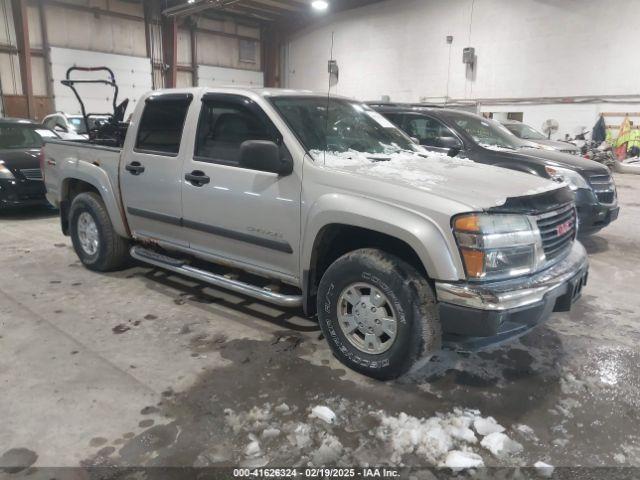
xmin=511 ymin=146 xmax=607 ymax=174
xmin=313 ymin=150 xmax=565 ymax=210
xmin=0 ymin=148 xmax=41 ymax=172
xmin=526 ymin=139 xmax=580 ymax=152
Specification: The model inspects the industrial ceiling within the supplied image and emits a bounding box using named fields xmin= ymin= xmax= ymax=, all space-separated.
xmin=162 ymin=0 xmax=384 ymax=23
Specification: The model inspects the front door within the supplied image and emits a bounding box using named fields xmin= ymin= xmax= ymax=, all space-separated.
xmin=181 ymin=93 xmax=301 ymax=281
xmin=120 ymin=93 xmax=193 ymax=247
xmin=400 ymin=113 xmax=464 ymax=156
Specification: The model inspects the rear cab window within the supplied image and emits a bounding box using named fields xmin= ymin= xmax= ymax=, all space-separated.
xmin=135 ymin=94 xmax=193 ymax=156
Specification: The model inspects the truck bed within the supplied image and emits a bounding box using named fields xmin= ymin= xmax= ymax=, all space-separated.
xmin=42 ymin=138 xmax=128 ymax=236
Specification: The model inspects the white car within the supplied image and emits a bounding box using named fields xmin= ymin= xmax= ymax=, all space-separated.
xmin=42 ymin=113 xmax=109 ymax=140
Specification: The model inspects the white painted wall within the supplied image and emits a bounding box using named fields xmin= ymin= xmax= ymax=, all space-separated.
xmin=481 ymin=103 xmax=640 ymax=140
xmin=286 ymin=0 xmax=640 ymax=139
xmin=49 ymin=47 xmax=152 ymax=117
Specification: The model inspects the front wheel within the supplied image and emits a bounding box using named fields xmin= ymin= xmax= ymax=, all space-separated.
xmin=69 ymin=192 xmax=129 ymax=272
xmin=317 ymin=248 xmax=441 ymax=380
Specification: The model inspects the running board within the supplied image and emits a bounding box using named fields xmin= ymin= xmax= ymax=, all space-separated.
xmin=130 ymin=246 xmax=303 ymax=308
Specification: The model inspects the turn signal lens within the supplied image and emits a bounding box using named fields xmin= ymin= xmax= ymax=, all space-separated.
xmin=460 ymin=248 xmax=485 ymax=278
xmin=454 ymin=214 xmax=480 ymax=232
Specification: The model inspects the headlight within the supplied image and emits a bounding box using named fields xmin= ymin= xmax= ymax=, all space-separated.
xmin=453 ymin=213 xmax=545 ymax=281
xmin=545 ymin=166 xmax=589 ymax=191
xmin=0 ymin=161 xmax=14 ymax=179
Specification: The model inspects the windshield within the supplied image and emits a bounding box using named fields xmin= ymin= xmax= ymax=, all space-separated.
xmin=270 ymin=97 xmax=422 ymax=160
xmin=447 ymin=113 xmax=525 ymax=150
xmin=504 ymin=123 xmax=547 ymax=140
xmin=0 ymin=124 xmax=48 ymax=149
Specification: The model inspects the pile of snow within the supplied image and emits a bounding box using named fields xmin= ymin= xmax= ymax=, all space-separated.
xmin=480 ymin=432 xmax=523 ymax=457
xmin=474 ymin=416 xmax=505 ymax=436
xmin=309 ymin=149 xmax=464 ymax=192
xmin=222 ymin=401 xmax=530 ymax=470
xmin=374 ymin=407 xmax=527 ymax=467
xmin=443 ymin=450 xmax=484 ymax=471
xmin=312 ymin=433 xmax=344 ymax=465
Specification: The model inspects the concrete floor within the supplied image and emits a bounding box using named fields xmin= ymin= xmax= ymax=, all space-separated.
xmin=1 ymin=174 xmax=639 ymax=476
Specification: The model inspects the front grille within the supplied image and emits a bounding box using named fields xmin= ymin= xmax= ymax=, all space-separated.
xmin=19 ymin=168 xmax=43 ymax=181
xmin=588 ymin=174 xmax=616 ymax=204
xmin=535 ymin=203 xmax=576 ymax=262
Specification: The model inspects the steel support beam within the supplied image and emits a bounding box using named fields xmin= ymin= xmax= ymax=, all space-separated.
xmin=161 ymin=16 xmax=178 ymax=88
xmin=11 ymin=0 xmax=34 ymax=118
xmin=262 ymin=25 xmax=282 ymax=88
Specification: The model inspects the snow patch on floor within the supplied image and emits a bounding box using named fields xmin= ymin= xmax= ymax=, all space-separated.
xmin=221 ymin=400 xmax=529 ymax=469
xmin=480 ymin=432 xmax=523 ymax=457
xmin=443 ymin=450 xmax=484 ymax=471
xmin=533 ymin=460 xmax=555 ymax=477
xmin=310 ymin=405 xmax=337 ymax=424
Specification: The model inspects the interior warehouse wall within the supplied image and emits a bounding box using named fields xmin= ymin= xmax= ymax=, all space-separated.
xmin=1 ymin=0 xmax=265 ymax=117
xmin=285 ymin=0 xmax=640 ymax=139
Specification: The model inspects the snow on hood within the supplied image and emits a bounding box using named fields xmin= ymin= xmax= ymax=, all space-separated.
xmin=311 ymin=149 xmax=563 ymax=209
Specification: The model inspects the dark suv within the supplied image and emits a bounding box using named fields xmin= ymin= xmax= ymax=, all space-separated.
xmin=369 ymin=103 xmax=619 ymax=236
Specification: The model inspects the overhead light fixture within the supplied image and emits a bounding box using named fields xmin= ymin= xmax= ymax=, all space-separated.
xmin=311 ymin=0 xmax=329 ymax=11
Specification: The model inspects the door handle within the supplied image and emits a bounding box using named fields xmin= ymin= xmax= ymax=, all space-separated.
xmin=185 ymin=170 xmax=210 ymax=186
xmin=125 ymin=162 xmax=145 ymax=175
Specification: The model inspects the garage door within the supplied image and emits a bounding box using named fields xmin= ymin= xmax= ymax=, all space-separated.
xmin=49 ymin=47 xmax=152 ymax=118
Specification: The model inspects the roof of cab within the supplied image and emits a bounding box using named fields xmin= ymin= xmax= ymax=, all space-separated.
xmin=0 ymin=117 xmax=39 ymax=125
xmin=144 ymin=87 xmax=349 ymax=100
xmin=367 ymin=103 xmax=482 ymax=119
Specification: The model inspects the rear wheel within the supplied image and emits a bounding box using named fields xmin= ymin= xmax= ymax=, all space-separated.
xmin=69 ymin=192 xmax=129 ymax=272
xmin=317 ymin=248 xmax=441 ymax=380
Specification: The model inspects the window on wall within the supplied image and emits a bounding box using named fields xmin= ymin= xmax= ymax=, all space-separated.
xmin=135 ymin=96 xmax=193 ymax=155
xmin=239 ymin=39 xmax=258 ymax=64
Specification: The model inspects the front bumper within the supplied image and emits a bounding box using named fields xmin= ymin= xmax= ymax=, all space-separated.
xmin=575 ymin=188 xmax=619 ymax=235
xmin=0 ymin=178 xmax=48 ymax=208
xmin=435 ymin=242 xmax=589 ymax=350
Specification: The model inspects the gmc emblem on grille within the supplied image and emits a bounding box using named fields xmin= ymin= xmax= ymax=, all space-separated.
xmin=557 ymin=220 xmax=572 ymax=236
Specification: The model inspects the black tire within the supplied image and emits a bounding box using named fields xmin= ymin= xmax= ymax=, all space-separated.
xmin=317 ymin=248 xmax=441 ymax=380
xmin=69 ymin=192 xmax=129 ymax=272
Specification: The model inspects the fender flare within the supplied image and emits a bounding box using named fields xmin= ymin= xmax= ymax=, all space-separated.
xmin=301 ymin=193 xmax=464 ymax=282
xmin=60 ymin=163 xmax=129 ymax=238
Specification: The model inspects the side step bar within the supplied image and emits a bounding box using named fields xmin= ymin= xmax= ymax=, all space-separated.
xmin=130 ymin=246 xmax=303 ymax=308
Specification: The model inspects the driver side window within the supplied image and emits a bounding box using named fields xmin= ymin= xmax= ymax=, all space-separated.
xmin=195 ymin=99 xmax=278 ymax=166
xmin=403 ymin=115 xmax=461 ymax=149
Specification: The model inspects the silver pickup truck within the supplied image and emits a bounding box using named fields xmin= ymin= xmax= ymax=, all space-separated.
xmin=42 ymin=88 xmax=588 ymax=379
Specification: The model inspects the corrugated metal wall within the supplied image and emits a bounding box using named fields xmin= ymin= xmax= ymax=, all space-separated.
xmin=1 ymin=0 xmax=264 ymax=119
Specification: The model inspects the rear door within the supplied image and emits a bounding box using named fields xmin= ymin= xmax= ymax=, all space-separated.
xmin=120 ymin=93 xmax=193 ymax=247
xmin=180 ymin=93 xmax=301 ymax=280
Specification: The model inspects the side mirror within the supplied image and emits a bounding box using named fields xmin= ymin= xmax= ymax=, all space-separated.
xmin=447 ymin=146 xmax=462 ymax=157
xmin=239 ymin=140 xmax=293 ymax=175
xmin=438 ymin=136 xmax=462 ymax=149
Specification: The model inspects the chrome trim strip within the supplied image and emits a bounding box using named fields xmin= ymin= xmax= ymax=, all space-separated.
xmin=130 ymin=246 xmax=303 ymax=308
xmin=436 ymin=242 xmax=588 ymax=311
